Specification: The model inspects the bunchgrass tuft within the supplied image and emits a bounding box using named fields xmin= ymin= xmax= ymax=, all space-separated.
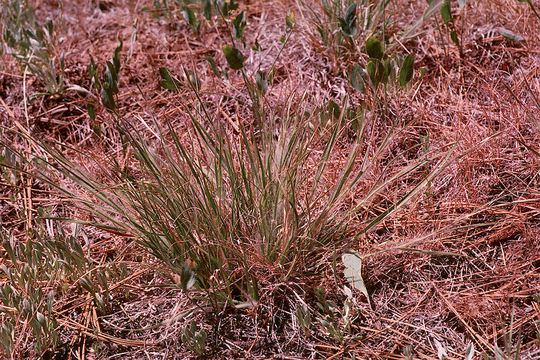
xmin=7 ymin=84 xmax=454 ymax=312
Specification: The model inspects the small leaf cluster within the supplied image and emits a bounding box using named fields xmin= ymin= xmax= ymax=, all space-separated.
xmin=347 ymin=35 xmax=416 ymax=94
xmin=181 ymin=322 xmax=207 ymax=356
xmin=1 ymin=0 xmax=65 ymax=96
xmin=142 ymin=0 xmax=239 ymax=34
xmin=0 ymin=224 xmax=77 ymax=354
xmin=436 ymin=0 xmax=463 ymax=48
xmin=0 ymin=221 xmax=125 ymax=355
xmin=87 ymin=41 xmax=123 ymax=117
xmin=313 ymin=287 xmax=358 ymax=344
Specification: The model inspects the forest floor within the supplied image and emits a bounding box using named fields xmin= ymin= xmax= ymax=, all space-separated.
xmin=0 ymin=0 xmax=539 ymax=359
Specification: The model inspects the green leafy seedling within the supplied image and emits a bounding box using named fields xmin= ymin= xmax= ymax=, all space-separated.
xmin=159 ymin=67 xmax=182 ymax=90
xmin=182 ymin=5 xmax=200 ymax=34
xmin=338 ymin=3 xmax=357 ymax=37
xmin=365 ymin=36 xmax=383 ymax=59
xmin=223 ymin=45 xmax=244 ymax=70
xmin=399 ymin=54 xmax=415 ymax=86
xmin=348 ymin=64 xmax=365 ymax=93
xmin=232 ymin=11 xmax=246 ymax=39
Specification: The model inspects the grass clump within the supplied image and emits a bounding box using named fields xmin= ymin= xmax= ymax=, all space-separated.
xmin=17 ymin=86 xmax=440 ymax=312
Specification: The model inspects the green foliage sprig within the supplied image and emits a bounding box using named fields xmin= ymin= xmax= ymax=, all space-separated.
xmin=1 ymin=0 xmax=65 ymax=96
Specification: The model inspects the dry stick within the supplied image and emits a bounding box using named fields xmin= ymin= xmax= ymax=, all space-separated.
xmin=0 ymin=196 xmax=73 ymax=202
xmin=21 ymin=68 xmax=34 ymax=234
xmin=436 ymin=288 xmax=492 ymax=351
xmin=58 ymin=317 xmax=156 ymax=347
xmin=54 ymin=267 xmax=149 ymax=318
xmin=70 ymin=293 xmax=92 ymax=359
xmin=355 ymin=323 xmax=439 ymax=356
xmin=0 ymin=97 xmax=15 ymax=118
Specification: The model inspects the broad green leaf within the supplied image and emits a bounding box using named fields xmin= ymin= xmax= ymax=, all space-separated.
xmin=382 ymin=58 xmax=391 ymax=84
xmin=327 ymin=100 xmax=341 ymax=120
xmin=222 ymin=45 xmax=244 ymax=70
xmin=365 ymin=36 xmax=383 ymax=59
xmin=256 ymin=70 xmax=267 ymax=93
xmin=367 ymin=59 xmax=384 ymax=87
xmin=338 ymin=3 xmax=357 ymax=37
xmin=79 ymin=277 xmax=95 ymax=295
xmin=347 ymin=64 xmax=365 ymax=93
xmin=87 ymin=102 xmax=96 ymax=121
xmin=233 ymin=11 xmax=246 ymax=39
xmin=440 ymin=0 xmax=452 ymax=24
xmin=159 ymin=67 xmax=181 ymax=90
xmin=182 ymin=5 xmax=200 ymax=34
xmin=342 ymin=251 xmax=369 ymax=300
xmin=399 ymin=54 xmax=415 ymax=86
xmin=450 ymin=30 xmax=459 ymax=45
xmin=100 ymin=87 xmax=115 ymax=111
xmin=105 ymin=61 xmax=118 ymax=93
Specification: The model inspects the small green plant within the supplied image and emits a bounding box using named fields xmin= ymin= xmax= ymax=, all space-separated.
xmin=181 ymin=322 xmax=207 ymax=356
xmin=1 ymin=225 xmax=66 ymax=354
xmin=15 ymin=88 xmax=448 ymax=311
xmin=3 ymin=0 xmax=452 ymax=316
xmin=87 ymin=41 xmax=123 ymax=118
xmin=141 ymin=0 xmax=239 ymax=32
xmin=0 ymin=215 xmax=123 ymax=356
xmin=295 ymin=302 xmax=312 ymax=337
xmin=313 ymin=287 xmax=358 ymax=344
xmin=1 ymin=0 xmax=65 ymax=97
xmin=307 ymin=0 xmax=443 ymax=95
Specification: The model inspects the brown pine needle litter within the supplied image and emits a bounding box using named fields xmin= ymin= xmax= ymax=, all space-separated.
xmin=1 ymin=0 xmax=539 ymax=359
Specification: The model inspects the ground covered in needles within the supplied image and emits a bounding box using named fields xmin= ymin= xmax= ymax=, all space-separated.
xmin=0 ymin=0 xmax=539 ymax=359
